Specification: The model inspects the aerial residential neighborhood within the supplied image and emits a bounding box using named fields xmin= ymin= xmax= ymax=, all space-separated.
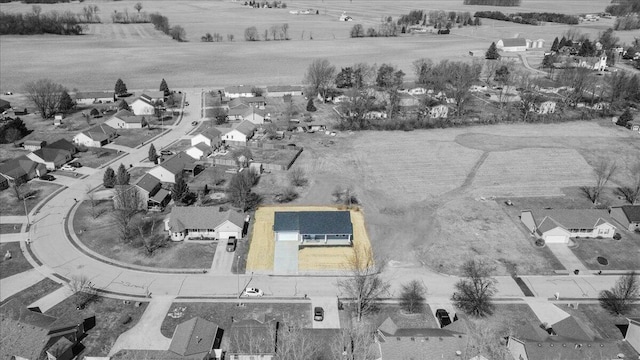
xmin=1 ymin=0 xmax=640 ymax=359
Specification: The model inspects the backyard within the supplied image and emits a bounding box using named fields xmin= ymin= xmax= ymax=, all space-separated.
xmin=72 ymin=199 xmax=216 ymax=269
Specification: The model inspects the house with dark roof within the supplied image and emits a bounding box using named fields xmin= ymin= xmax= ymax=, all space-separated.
xmin=165 ymin=206 xmax=246 ymax=241
xmin=221 ymin=120 xmax=257 ymax=145
xmin=113 ymin=174 xmax=170 ymax=211
xmin=224 ymin=85 xmax=256 ymax=98
xmin=273 ymin=211 xmax=353 ymax=246
xmin=227 ymin=318 xmax=277 ymax=360
xmin=520 ymin=209 xmax=617 ymax=244
xmin=47 ymin=139 xmax=77 ymax=155
xmin=191 ymin=127 xmax=223 ymax=149
xmin=26 ymin=147 xmax=73 ymax=170
xmin=497 ymin=38 xmax=527 ymax=52
xmin=265 ymin=85 xmax=303 ymax=98
xmin=168 ymin=317 xmax=222 ymax=359
xmin=73 ymin=123 xmax=118 ymax=148
xmin=105 ymin=109 xmax=148 ymax=129
xmin=148 ymin=152 xmax=201 ymax=184
xmin=0 ymin=155 xmax=47 ymax=183
xmin=610 ymin=205 xmax=640 ymax=232
xmin=0 ymin=299 xmax=94 ymax=360
xmin=0 ymin=98 xmax=11 ymax=112
xmin=131 ymin=95 xmax=157 ymax=116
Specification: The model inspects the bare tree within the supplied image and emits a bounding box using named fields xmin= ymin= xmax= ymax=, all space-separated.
xmin=399 ymin=280 xmax=426 ymax=314
xmin=112 ymin=185 xmax=142 ymax=242
xmin=86 ymin=185 xmax=100 ymax=219
xmin=24 ymin=79 xmax=65 ymax=119
xmin=599 ymin=271 xmax=639 ymax=315
xmin=581 ymin=159 xmax=617 ymax=204
xmin=288 ymin=167 xmax=308 ymax=187
xmin=451 ymin=259 xmax=497 ymax=317
xmin=275 ymin=316 xmax=323 ymax=360
xmin=332 ymin=185 xmax=358 ymax=208
xmin=330 ymin=321 xmax=378 ymax=360
xmin=134 ymin=215 xmax=166 ymax=255
xmin=337 ymin=246 xmax=389 ymax=322
xmin=465 ymin=319 xmax=512 ymax=360
xmin=304 ymin=58 xmax=336 ymax=103
xmin=617 ymin=163 xmax=640 ymax=204
xmin=68 ymin=275 xmax=98 ymax=310
xmin=134 ymin=2 xmax=142 ymax=13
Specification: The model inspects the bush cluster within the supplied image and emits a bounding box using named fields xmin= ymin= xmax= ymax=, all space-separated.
xmin=0 ymin=10 xmax=86 ymax=35
xmin=474 ymin=11 xmax=579 ymax=25
xmin=0 ymin=118 xmax=30 ymax=144
xmin=606 ymin=0 xmax=640 ymax=16
xmin=149 ymin=12 xmax=186 ymax=41
xmin=614 ymin=14 xmax=640 ymax=30
xmin=464 ymin=0 xmax=520 ymax=5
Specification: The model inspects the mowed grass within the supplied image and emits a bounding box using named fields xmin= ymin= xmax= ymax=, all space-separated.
xmin=0 ymin=181 xmax=63 ymax=217
xmin=0 ymin=0 xmax=624 ymax=92
xmin=0 ymin=242 xmax=32 ymax=279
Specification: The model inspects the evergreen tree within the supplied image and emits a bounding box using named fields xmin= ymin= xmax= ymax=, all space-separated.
xmin=148 ymin=143 xmax=158 ymax=163
xmin=171 ymin=175 xmax=190 ymax=204
xmin=306 ymin=98 xmax=317 ymax=112
xmin=485 ymin=42 xmax=500 ymax=60
xmin=103 ymin=167 xmax=116 ymax=188
xmin=558 ymin=36 xmax=568 ymax=49
xmin=551 ymin=37 xmax=559 ymax=52
xmin=116 ymin=163 xmax=130 ymax=185
xmin=160 ymin=78 xmax=170 ymax=96
xmin=115 ymin=78 xmax=128 ymax=96
xmin=579 ymin=39 xmax=595 ymax=57
xmin=58 ymin=90 xmax=76 ymax=113
xmin=117 ymin=99 xmax=130 ymax=111
xmin=617 ymin=108 xmax=633 ymax=127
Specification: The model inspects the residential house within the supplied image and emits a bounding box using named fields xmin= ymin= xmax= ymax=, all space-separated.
xmin=610 ymin=205 xmax=640 ymax=232
xmin=0 ymin=299 xmax=95 ymax=360
xmin=228 ymin=103 xmax=252 ymax=121
xmin=409 ymin=87 xmax=427 ymax=95
xmin=73 ymin=124 xmax=118 ymax=148
xmin=576 ymin=55 xmax=607 ymax=71
xmin=165 ymin=206 xmax=245 ymax=241
xmin=228 ymin=96 xmax=267 ymax=109
xmin=626 ymin=318 xmax=640 ymax=355
xmin=221 ymin=120 xmax=257 ymax=145
xmin=0 ymin=98 xmax=11 ymax=112
xmin=238 ymin=107 xmax=267 ymax=125
xmin=130 ymin=95 xmax=157 ymax=116
xmin=47 ymin=139 xmax=77 ymax=155
xmin=0 ymin=155 xmax=47 ymax=183
xmin=23 ymin=140 xmax=47 ymax=151
xmin=26 ymin=147 xmax=73 ymax=170
xmin=506 ymin=316 xmax=635 ymax=360
xmin=138 ymin=91 xmax=165 ymax=102
xmin=274 ymin=211 xmax=353 ymax=246
xmin=375 ymin=315 xmax=468 ymax=360
xmin=74 ymin=91 xmax=115 ymax=105
xmin=265 ymin=85 xmax=303 ymax=97
xmin=114 ymin=174 xmax=171 ymax=211
xmin=224 ymin=85 xmax=256 ymax=98
xmin=105 ymin=109 xmax=148 ymax=129
xmin=497 ymin=38 xmax=528 ymax=52
xmin=227 ymin=318 xmax=277 ymax=360
xmin=168 ymin=317 xmax=222 ymax=360
xmin=191 ymin=128 xmax=223 ymax=149
xmin=148 ymin=152 xmax=201 ymax=184
xmin=186 ymin=143 xmax=213 ymax=160
xmin=520 ymin=209 xmax=617 ymax=244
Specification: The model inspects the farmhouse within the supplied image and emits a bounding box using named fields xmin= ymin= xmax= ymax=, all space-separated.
xmin=165 ymin=206 xmax=245 ymax=241
xmin=265 ymin=85 xmax=303 ymax=97
xmin=497 ymin=38 xmax=527 ymax=52
xmin=273 ymin=211 xmax=353 ymax=246
xmin=130 ymin=95 xmax=157 ymax=116
xmin=168 ymin=317 xmax=222 ymax=359
xmin=0 ymin=155 xmax=47 ymax=183
xmin=23 ymin=140 xmax=47 ymax=151
xmin=148 ymin=152 xmax=201 ymax=184
xmin=224 ymin=85 xmax=256 ymax=98
xmin=221 ymin=120 xmax=257 ymax=145
xmin=74 ymin=91 xmax=115 ymax=105
xmin=26 ymin=147 xmax=73 ymax=170
xmin=520 ymin=209 xmax=617 ymax=244
xmin=191 ymin=128 xmax=223 ymax=149
xmin=610 ymin=205 xmax=640 ymax=232
xmin=73 ymin=124 xmax=118 ymax=148
xmin=105 ymin=109 xmax=148 ymax=129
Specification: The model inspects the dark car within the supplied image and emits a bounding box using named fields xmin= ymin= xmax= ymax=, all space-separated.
xmin=191 ymin=121 xmax=198 ymax=126
xmin=39 ymin=174 xmax=55 ymax=181
xmin=226 ymin=237 xmax=237 ymax=252
xmin=435 ymin=309 xmax=451 ymax=328
xmin=314 ymin=307 xmax=324 ymax=321
xmin=69 ymin=161 xmax=82 ymax=168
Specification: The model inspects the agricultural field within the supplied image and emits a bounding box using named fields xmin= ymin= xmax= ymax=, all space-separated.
xmin=0 ymin=0 xmax=631 ymax=92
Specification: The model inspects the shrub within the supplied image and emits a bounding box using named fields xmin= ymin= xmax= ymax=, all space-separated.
xmin=535 ymin=239 xmax=545 ymax=247
xmin=613 ymin=233 xmax=622 ymax=240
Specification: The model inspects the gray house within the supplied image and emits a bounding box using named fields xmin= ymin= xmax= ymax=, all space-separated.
xmin=273 ymin=211 xmax=353 ymax=246
xmin=610 ymin=205 xmax=640 ymax=232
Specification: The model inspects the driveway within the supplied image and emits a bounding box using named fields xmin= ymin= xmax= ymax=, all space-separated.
xmin=28 ymin=286 xmax=72 ymax=312
xmin=311 ymin=296 xmax=340 ymax=329
xmin=209 ymin=240 xmax=234 ymax=274
xmin=525 ymin=298 xmax=570 ymax=326
xmin=547 ymin=243 xmax=589 ymax=274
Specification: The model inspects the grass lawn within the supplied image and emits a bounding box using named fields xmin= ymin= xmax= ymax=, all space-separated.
xmin=111 ymin=128 xmax=165 ymax=148
xmin=570 ymin=232 xmax=640 ymax=270
xmin=0 ymin=278 xmax=62 ymax=307
xmin=0 ymin=181 xmax=63 ymax=216
xmin=45 ymin=294 xmax=148 ymax=357
xmin=74 ymin=147 xmax=120 ymax=168
xmin=562 ymin=304 xmax=640 ymax=341
xmin=0 ymin=223 xmax=22 ymax=234
xmin=160 ymin=302 xmax=311 ymax=338
xmin=73 ymin=200 xmax=216 ymax=268
xmin=0 ymin=242 xmax=32 ymax=279
xmin=162 ymin=139 xmax=191 ymax=154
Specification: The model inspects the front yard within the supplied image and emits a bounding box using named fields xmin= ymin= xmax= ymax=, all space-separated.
xmin=111 ymin=128 xmax=165 ymax=148
xmin=74 ymin=147 xmax=120 ymax=168
xmin=0 ymin=278 xmax=62 ymax=306
xmin=73 ymin=200 xmax=216 ymax=269
xmin=0 ymin=242 xmax=31 ymax=279
xmin=570 ymin=231 xmax=640 ymax=270
xmin=0 ymin=181 xmax=63 ymax=216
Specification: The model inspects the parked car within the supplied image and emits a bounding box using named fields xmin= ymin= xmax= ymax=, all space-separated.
xmin=39 ymin=174 xmax=55 ymax=181
xmin=4 ymin=91 xmax=13 ymax=95
xmin=314 ymin=307 xmax=324 ymax=321
xmin=191 ymin=121 xmax=198 ymax=126
xmin=243 ymin=287 xmax=263 ymax=297
xmin=226 ymin=237 xmax=237 ymax=252
xmin=69 ymin=161 xmax=82 ymax=168
xmin=160 ymin=150 xmax=174 ymax=156
xmin=60 ymin=164 xmax=76 ymax=171
xmin=435 ymin=309 xmax=451 ymax=328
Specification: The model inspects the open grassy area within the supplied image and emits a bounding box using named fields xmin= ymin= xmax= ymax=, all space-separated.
xmin=73 ymin=200 xmax=216 ymax=269
xmin=0 ymin=181 xmax=63 ymax=217
xmin=0 ymin=224 xmax=22 ymax=234
xmin=570 ymin=232 xmax=640 ymax=270
xmin=45 ymin=294 xmax=148 ymax=357
xmin=0 ymin=242 xmax=31 ymax=279
xmin=74 ymin=147 xmax=120 ymax=168
xmin=0 ymin=278 xmax=62 ymax=307
xmin=111 ymin=127 xmax=165 ymax=148
xmin=159 ymin=301 xmax=311 ymax=338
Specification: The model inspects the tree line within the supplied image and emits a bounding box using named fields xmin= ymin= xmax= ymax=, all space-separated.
xmin=463 ymin=0 xmax=520 ymax=5
xmin=396 ymin=10 xmax=480 ymax=30
xmin=244 ymin=23 xmax=289 ymax=41
xmin=0 ymin=8 xmax=87 ymax=35
xmin=150 ymin=12 xmax=186 ymax=42
xmin=614 ymin=14 xmax=640 ymax=30
xmin=474 ymin=11 xmax=579 ymax=25
xmin=606 ymin=0 xmax=640 ymax=16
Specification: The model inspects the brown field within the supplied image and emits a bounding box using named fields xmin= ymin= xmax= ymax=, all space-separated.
xmin=0 ymin=0 xmax=631 ymax=92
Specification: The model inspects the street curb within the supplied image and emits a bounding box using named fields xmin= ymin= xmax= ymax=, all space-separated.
xmin=99 ymin=151 xmax=130 ymax=169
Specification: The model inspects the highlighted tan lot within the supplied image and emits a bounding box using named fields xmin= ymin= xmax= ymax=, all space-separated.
xmin=246 ymin=206 xmax=372 ymax=272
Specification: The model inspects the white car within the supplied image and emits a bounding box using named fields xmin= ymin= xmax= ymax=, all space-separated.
xmin=242 ymin=287 xmax=264 ymax=297
xmin=60 ymin=164 xmax=76 ymax=171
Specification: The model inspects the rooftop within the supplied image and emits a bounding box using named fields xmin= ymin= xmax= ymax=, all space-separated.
xmin=168 ymin=207 xmax=245 ymax=232
xmin=274 ymin=211 xmax=353 ymax=235
xmin=616 ymin=205 xmax=640 ymax=222
xmin=169 ymin=317 xmax=219 ymax=357
xmin=533 ymin=209 xmax=614 ymax=232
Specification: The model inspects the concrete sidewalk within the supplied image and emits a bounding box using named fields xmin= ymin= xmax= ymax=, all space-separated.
xmin=108 ymin=295 xmax=175 ymax=355
xmin=0 ymin=269 xmax=45 ymax=302
xmin=0 ymin=216 xmax=27 ymax=225
xmin=28 ymin=286 xmax=72 ymax=312
xmin=525 ymin=298 xmax=570 ymax=326
xmin=0 ymin=233 xmax=27 ymax=243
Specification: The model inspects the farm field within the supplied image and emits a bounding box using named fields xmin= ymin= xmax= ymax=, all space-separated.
xmin=0 ymin=0 xmax=633 ymax=92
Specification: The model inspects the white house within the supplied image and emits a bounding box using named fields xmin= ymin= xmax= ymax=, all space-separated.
xmin=239 ymin=107 xmax=266 ymax=125
xmin=191 ymin=128 xmax=222 ymax=149
xmin=224 ymin=85 xmax=255 ymax=98
xmin=74 ymin=91 xmax=115 ymax=105
xmin=147 ymin=152 xmax=200 ymax=184
xmin=105 ymin=109 xmax=148 ymax=129
xmin=265 ymin=85 xmax=303 ymax=97
xmin=273 ymin=211 xmax=353 ymax=247
xmin=221 ymin=120 xmax=257 ymax=145
xmin=520 ymin=209 xmax=617 ymax=244
xmin=577 ymin=55 xmax=607 ymax=71
xmin=130 ymin=95 xmax=156 ymax=116
xmin=73 ymin=124 xmax=118 ymax=148
xmin=185 ymin=143 xmax=212 ymax=160
xmin=165 ymin=207 xmax=246 ymax=241
xmin=497 ymin=38 xmax=527 ymax=52
xmin=23 ymin=140 xmax=47 ymax=152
